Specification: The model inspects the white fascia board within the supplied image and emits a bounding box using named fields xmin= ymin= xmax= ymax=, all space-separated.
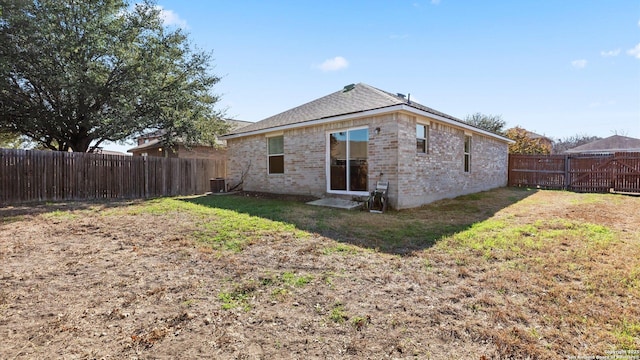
xmin=221 ymin=104 xmax=515 ymax=144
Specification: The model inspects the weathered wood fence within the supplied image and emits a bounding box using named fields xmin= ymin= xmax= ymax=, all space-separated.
xmin=0 ymin=149 xmax=226 ymax=204
xmin=508 ymin=152 xmax=640 ymax=194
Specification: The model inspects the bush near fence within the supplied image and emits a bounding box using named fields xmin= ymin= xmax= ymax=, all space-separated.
xmin=0 ymin=149 xmax=225 ymax=204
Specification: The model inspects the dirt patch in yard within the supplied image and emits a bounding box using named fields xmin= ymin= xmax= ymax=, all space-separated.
xmin=1 ymin=188 xmax=638 ymax=359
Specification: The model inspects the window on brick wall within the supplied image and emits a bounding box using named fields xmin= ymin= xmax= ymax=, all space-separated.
xmin=268 ymin=135 xmax=284 ymax=174
xmin=464 ymin=135 xmax=471 ymax=172
xmin=416 ymin=124 xmax=429 ymax=153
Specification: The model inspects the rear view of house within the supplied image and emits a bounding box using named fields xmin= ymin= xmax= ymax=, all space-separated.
xmin=222 ymin=83 xmax=513 ymax=209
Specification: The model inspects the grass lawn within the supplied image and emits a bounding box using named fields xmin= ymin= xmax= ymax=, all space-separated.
xmin=1 ymin=187 xmax=638 ymax=359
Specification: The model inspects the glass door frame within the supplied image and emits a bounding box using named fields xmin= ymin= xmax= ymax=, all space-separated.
xmin=325 ymin=126 xmax=369 ymax=196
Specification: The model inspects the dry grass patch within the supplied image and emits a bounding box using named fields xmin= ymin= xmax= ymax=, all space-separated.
xmin=432 ymin=191 xmax=640 ymax=358
xmin=1 ymin=188 xmax=638 ymax=359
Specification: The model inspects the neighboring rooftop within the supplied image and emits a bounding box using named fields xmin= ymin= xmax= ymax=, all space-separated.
xmin=525 ymin=130 xmax=552 ymax=142
xmin=565 ymin=135 xmax=640 ymax=154
xmin=224 ymin=83 xmax=501 ymax=139
xmin=225 ymin=119 xmax=253 ymax=131
xmin=128 ymin=119 xmax=251 ymax=153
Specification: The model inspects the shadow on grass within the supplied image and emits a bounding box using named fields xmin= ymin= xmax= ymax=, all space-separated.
xmin=180 ymin=187 xmax=539 ymax=255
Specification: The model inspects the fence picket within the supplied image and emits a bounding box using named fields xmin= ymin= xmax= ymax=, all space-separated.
xmin=509 ymin=153 xmax=640 ymax=194
xmin=0 ymin=149 xmax=225 ymax=204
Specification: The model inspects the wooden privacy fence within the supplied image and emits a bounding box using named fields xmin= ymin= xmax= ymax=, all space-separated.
xmin=508 ymin=152 xmax=640 ymax=194
xmin=0 ymin=149 xmax=226 ymax=204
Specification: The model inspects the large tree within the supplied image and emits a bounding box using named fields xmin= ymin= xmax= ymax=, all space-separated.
xmin=0 ymin=130 xmax=25 ymax=148
xmin=0 ymin=0 xmax=226 ymax=152
xmin=464 ymin=112 xmax=506 ymax=135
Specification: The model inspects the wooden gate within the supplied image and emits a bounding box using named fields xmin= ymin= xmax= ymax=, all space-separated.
xmin=508 ymin=152 xmax=640 ymax=194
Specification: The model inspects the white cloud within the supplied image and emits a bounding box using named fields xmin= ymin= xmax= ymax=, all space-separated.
xmin=571 ymin=59 xmax=587 ymax=69
xmin=155 ymin=6 xmax=188 ymax=28
xmin=627 ymin=43 xmax=640 ymax=59
xmin=600 ymin=49 xmax=620 ymax=57
xmin=317 ymin=56 xmax=349 ymax=72
xmin=431 ymin=0 xmax=441 ymax=4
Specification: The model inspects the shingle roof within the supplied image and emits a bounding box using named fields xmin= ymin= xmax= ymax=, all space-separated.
xmin=226 ymin=83 xmax=469 ymax=136
xmin=128 ymin=119 xmax=251 ymax=153
xmin=127 ymin=138 xmax=162 ymax=153
xmin=565 ymin=135 xmax=640 ymax=153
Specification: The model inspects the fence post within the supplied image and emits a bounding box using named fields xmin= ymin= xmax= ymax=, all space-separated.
xmin=563 ymin=154 xmax=569 ymax=190
xmin=144 ymin=156 xmax=149 ymax=198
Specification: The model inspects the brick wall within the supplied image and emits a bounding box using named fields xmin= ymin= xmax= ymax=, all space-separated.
xmin=226 ymin=112 xmax=508 ymax=209
xmin=395 ymin=113 xmax=508 ymax=208
xmin=227 ymin=114 xmax=399 ymax=201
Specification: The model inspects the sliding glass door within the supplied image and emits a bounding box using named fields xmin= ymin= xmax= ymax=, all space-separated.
xmin=328 ymin=128 xmax=368 ymax=193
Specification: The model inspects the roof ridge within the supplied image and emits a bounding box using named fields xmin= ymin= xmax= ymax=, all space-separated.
xmin=358 ymin=83 xmax=405 ymax=104
xmin=222 ymin=82 xmax=509 ymax=141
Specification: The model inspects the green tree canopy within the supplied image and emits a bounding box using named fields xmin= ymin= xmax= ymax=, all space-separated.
xmin=0 ymin=130 xmax=25 ymax=149
xmin=505 ymin=127 xmax=551 ymax=155
xmin=0 ymin=0 xmax=226 ymax=152
xmin=464 ymin=112 xmax=506 ymax=135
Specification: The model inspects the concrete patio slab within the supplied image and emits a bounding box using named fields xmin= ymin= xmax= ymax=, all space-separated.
xmin=306 ymin=198 xmax=363 ymax=210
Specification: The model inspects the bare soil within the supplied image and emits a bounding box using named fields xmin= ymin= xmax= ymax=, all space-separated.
xmin=0 ymin=189 xmax=638 ymax=359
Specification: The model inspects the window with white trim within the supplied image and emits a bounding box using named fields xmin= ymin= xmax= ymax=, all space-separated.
xmin=464 ymin=135 xmax=471 ymax=172
xmin=416 ymin=124 xmax=429 ymax=153
xmin=268 ymin=136 xmax=284 ymax=174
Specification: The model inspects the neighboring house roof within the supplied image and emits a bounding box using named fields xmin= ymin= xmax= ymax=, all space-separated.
xmin=222 ymin=83 xmax=513 ymax=143
xmin=128 ymin=119 xmax=251 ymax=153
xmin=565 ymin=135 xmax=640 ymax=154
xmin=226 ymin=119 xmax=253 ymax=130
xmin=127 ymin=138 xmax=162 ymax=153
xmin=136 ymin=129 xmax=165 ymax=140
xmin=525 ymin=130 xmax=552 ymax=142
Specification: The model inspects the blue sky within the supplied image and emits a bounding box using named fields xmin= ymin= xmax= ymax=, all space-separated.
xmin=106 ymin=0 xmax=640 ymax=152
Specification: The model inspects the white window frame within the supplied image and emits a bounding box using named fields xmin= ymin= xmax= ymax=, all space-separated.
xmin=464 ymin=134 xmax=472 ymax=173
xmin=416 ymin=121 xmax=429 ymax=154
xmin=267 ymin=134 xmax=284 ymax=175
xmin=325 ymin=126 xmax=369 ymax=196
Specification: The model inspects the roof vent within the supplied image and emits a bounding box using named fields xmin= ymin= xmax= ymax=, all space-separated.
xmin=397 ymin=93 xmax=406 ymax=99
xmin=343 ymin=84 xmax=355 ymax=92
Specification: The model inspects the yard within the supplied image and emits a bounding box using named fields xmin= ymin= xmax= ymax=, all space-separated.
xmin=1 ymin=188 xmax=638 ymax=359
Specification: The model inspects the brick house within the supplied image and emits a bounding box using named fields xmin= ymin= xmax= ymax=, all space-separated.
xmin=128 ymin=119 xmax=251 ymax=160
xmin=222 ymin=83 xmax=513 ymax=209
